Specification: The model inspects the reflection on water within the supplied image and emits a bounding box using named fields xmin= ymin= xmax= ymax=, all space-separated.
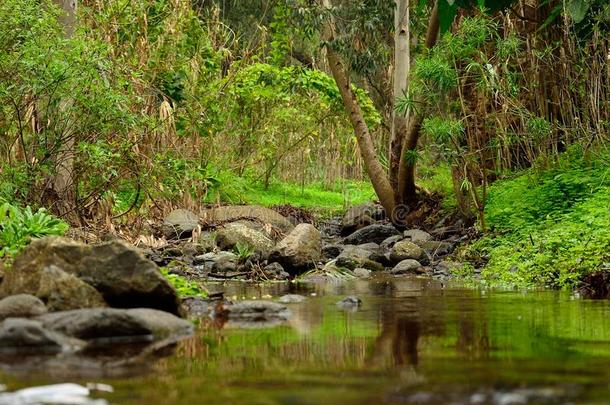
xmin=3 ymin=277 xmax=610 ymax=404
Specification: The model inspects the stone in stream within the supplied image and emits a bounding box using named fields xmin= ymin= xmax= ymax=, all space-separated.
xmin=263 ymin=262 xmax=290 ymax=280
xmin=36 ymin=308 xmax=193 ymax=341
xmin=0 ymin=294 xmax=47 ymax=320
xmin=219 ymin=301 xmax=291 ymax=328
xmin=269 ymin=224 xmax=322 ymax=273
xmin=195 ymin=251 xmax=238 ymax=273
xmin=414 ymin=240 xmax=454 ymax=257
xmin=215 ymin=222 xmax=274 ymax=257
xmin=278 ymin=294 xmax=306 ymax=304
xmin=336 ymin=296 xmax=362 ymax=309
xmin=335 ymin=246 xmax=384 ymax=272
xmin=0 ymin=318 xmax=82 ymax=353
xmin=322 ymin=243 xmax=344 ymax=260
xmin=343 ymin=224 xmax=400 ymax=245
xmin=390 ymin=240 xmax=425 ymax=263
xmin=353 ymin=268 xmax=372 ymax=278
xmin=37 ymin=265 xmax=107 ymax=311
xmin=0 ymin=383 xmax=107 ymax=405
xmin=380 ymin=235 xmax=403 ymax=249
xmin=0 ymin=237 xmax=181 ymax=315
xmin=390 ymin=259 xmax=425 ymax=275
xmin=162 ymin=208 xmax=200 ymax=239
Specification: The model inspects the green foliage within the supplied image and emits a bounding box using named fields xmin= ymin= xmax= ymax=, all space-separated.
xmin=461 ymin=147 xmax=610 ymax=288
xmin=0 ymin=202 xmax=68 ymax=258
xmin=233 ymin=243 xmax=254 ymax=261
xmin=160 ymin=268 xmax=207 ymax=298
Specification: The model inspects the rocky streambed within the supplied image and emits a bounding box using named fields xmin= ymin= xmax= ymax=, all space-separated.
xmin=0 ymin=202 xmax=471 ymax=376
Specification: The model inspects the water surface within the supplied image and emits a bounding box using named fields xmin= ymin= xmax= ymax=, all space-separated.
xmin=2 ymin=277 xmax=610 ymax=404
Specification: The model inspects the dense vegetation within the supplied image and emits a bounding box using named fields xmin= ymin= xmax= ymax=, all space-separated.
xmin=0 ymin=0 xmax=608 ymax=288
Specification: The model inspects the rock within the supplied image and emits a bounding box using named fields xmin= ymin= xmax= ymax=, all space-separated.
xmin=336 ymin=296 xmax=362 ymax=308
xmin=196 ymin=232 xmax=217 ymax=252
xmin=322 ymin=243 xmax=344 ymax=260
xmin=353 ymin=268 xmax=371 ymax=278
xmin=278 ymin=294 xmax=306 ymax=304
xmin=341 ymin=203 xmax=384 ymax=235
xmin=181 ymin=297 xmax=212 ymax=318
xmin=390 ymin=240 xmax=425 ymax=263
xmin=0 ymin=294 xmax=47 ymax=320
xmin=201 ymin=205 xmax=294 ymax=233
xmin=0 ymin=318 xmax=80 ymax=353
xmin=357 ymin=242 xmax=380 ymax=252
xmin=403 ymin=229 xmax=433 ymax=242
xmin=263 ymin=262 xmax=290 ymax=280
xmin=391 ymin=259 xmax=424 ymax=275
xmin=162 ymin=209 xmax=200 ymax=239
xmin=36 ymin=308 xmax=193 ymax=341
xmin=0 ymin=383 xmax=105 ymax=405
xmin=414 ymin=240 xmax=454 ymax=257
xmin=344 ymin=224 xmax=400 ymax=245
xmin=220 ymin=301 xmax=291 ymax=327
xmin=215 ymin=222 xmax=274 ymax=257
xmin=37 ymin=265 xmax=107 ymax=311
xmin=270 ymin=224 xmax=321 ymax=273
xmin=380 ymin=235 xmax=403 ymax=249
xmin=336 ymin=246 xmax=384 ymax=272
xmin=0 ymin=237 xmax=180 ymax=315
xmin=198 ymin=251 xmax=238 ymax=273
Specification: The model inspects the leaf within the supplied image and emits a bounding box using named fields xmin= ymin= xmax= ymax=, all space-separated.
xmin=567 ymin=0 xmax=589 ymax=23
xmin=447 ymin=0 xmax=456 ymax=5
xmin=439 ymin=0 xmax=458 ymax=33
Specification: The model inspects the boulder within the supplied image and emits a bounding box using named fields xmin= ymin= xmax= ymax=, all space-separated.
xmin=201 ymin=205 xmax=294 ymax=233
xmin=380 ymin=235 xmax=403 ymax=249
xmin=263 ymin=262 xmax=290 ymax=280
xmin=270 ymin=224 xmax=321 ymax=273
xmin=195 ymin=251 xmax=238 ymax=273
xmin=278 ymin=294 xmax=306 ymax=304
xmin=162 ymin=209 xmax=200 ymax=239
xmin=37 ymin=265 xmax=106 ymax=311
xmin=390 ymin=240 xmax=425 ymax=263
xmin=336 ymin=296 xmax=362 ymax=308
xmin=36 ymin=308 xmax=193 ymax=341
xmin=414 ymin=240 xmax=454 ymax=257
xmin=322 ymin=243 xmax=344 ymax=260
xmin=336 ymin=246 xmax=384 ymax=272
xmin=0 ymin=294 xmax=47 ymax=320
xmin=0 ymin=318 xmax=80 ymax=353
xmin=391 ymin=259 xmax=424 ymax=275
xmin=0 ymin=237 xmax=180 ymax=315
xmin=403 ymin=229 xmax=433 ymax=242
xmin=357 ymin=242 xmax=380 ymax=252
xmin=215 ymin=222 xmax=274 ymax=256
xmin=344 ymin=224 xmax=400 ymax=245
xmin=341 ymin=203 xmax=384 ymax=235
xmin=196 ymin=232 xmax=217 ymax=252
xmin=220 ymin=301 xmax=291 ymax=328
xmin=353 ymin=268 xmax=372 ymax=279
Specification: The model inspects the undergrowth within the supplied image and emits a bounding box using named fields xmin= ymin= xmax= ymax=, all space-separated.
xmin=458 ymin=146 xmax=610 ymax=288
xmin=160 ymin=268 xmax=208 ymax=298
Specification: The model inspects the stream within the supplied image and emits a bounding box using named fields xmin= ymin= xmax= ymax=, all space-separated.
xmin=2 ymin=277 xmax=610 ymax=404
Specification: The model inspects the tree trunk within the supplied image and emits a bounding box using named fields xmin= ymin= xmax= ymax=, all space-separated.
xmin=397 ymin=0 xmax=440 ymax=203
xmin=51 ymin=0 xmax=77 ymax=216
xmin=321 ymin=0 xmax=396 ymax=216
xmin=389 ymin=0 xmax=410 ymax=195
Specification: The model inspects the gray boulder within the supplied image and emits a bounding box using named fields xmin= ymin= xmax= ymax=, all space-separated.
xmin=196 ymin=251 xmax=238 ymax=273
xmin=36 ymin=308 xmax=193 ymax=341
xmin=403 ymin=229 xmax=433 ymax=242
xmin=37 ymin=265 xmax=106 ymax=311
xmin=215 ymin=222 xmax=274 ymax=256
xmin=0 ymin=318 xmax=81 ymax=353
xmin=353 ymin=268 xmax=372 ymax=278
xmin=380 ymin=235 xmax=403 ymax=249
xmin=162 ymin=209 xmax=200 ymax=239
xmin=201 ymin=205 xmax=294 ymax=233
xmin=220 ymin=301 xmax=291 ymax=328
xmin=0 ymin=294 xmax=47 ymax=321
xmin=344 ymin=224 xmax=400 ymax=245
xmin=336 ymin=246 xmax=384 ymax=272
xmin=390 ymin=240 xmax=425 ymax=263
xmin=270 ymin=224 xmax=321 ymax=273
xmin=322 ymin=243 xmax=344 ymax=260
xmin=391 ymin=259 xmax=424 ymax=275
xmin=414 ymin=240 xmax=454 ymax=257
xmin=0 ymin=237 xmax=180 ymax=315
xmin=278 ymin=294 xmax=306 ymax=304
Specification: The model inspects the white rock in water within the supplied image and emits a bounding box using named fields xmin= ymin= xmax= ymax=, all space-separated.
xmin=0 ymin=383 xmax=108 ymax=405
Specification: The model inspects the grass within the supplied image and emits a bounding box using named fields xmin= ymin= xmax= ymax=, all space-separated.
xmin=457 ymin=145 xmax=610 ymax=288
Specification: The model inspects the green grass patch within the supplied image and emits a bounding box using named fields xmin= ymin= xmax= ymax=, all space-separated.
xmin=160 ymin=268 xmax=208 ymax=298
xmin=459 ymin=145 xmax=610 ymax=288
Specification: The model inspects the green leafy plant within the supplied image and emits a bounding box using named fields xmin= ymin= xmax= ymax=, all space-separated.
xmin=233 ymin=243 xmax=255 ymax=261
xmin=0 ymin=203 xmax=69 ymax=257
xmin=160 ymin=268 xmax=208 ymax=298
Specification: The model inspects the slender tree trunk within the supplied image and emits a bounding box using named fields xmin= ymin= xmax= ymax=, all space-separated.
xmin=397 ymin=0 xmax=440 ymax=203
xmin=389 ymin=0 xmax=410 ymax=195
xmin=52 ymin=0 xmax=77 ymax=216
xmin=321 ymin=0 xmax=396 ymax=215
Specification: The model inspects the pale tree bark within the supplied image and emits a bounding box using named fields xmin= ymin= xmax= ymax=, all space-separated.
xmin=397 ymin=0 xmax=439 ymax=203
xmin=321 ymin=0 xmax=396 ymax=215
xmin=388 ymin=0 xmax=410 ymax=195
xmin=51 ymin=0 xmax=77 ymax=215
